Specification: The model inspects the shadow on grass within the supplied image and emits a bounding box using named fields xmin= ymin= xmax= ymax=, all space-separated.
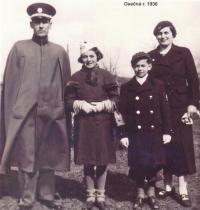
xmin=106 ymin=170 xmax=136 ymax=202
xmin=55 ymin=175 xmax=85 ymax=202
xmin=0 ymin=170 xmax=20 ymax=199
xmin=0 ymin=170 xmax=85 ymax=202
xmin=2 ymin=170 xmax=136 ymax=203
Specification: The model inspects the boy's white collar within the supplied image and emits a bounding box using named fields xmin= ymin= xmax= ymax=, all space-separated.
xmin=136 ymin=74 xmax=148 ymax=85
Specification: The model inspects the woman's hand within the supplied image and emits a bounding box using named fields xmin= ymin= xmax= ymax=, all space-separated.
xmin=187 ymin=105 xmax=200 ymax=118
xmin=120 ymin=137 xmax=129 ymax=148
xmin=163 ymin=134 xmax=171 ymax=144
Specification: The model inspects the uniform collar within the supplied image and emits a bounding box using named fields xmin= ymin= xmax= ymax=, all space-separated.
xmin=32 ymin=34 xmax=48 ymax=45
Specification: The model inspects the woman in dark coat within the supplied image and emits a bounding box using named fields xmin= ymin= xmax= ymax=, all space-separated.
xmin=149 ymin=21 xmax=200 ymax=207
xmin=65 ymin=42 xmax=119 ymax=210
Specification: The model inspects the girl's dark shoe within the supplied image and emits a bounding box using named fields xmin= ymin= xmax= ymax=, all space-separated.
xmin=96 ymin=201 xmax=107 ymax=210
xmin=83 ymin=189 xmax=96 ymax=210
xmin=179 ymin=194 xmax=192 ymax=207
xmin=96 ymin=189 xmax=106 ymax=210
xmin=83 ymin=201 xmax=95 ymax=210
xmin=148 ymin=196 xmax=159 ymax=209
xmin=133 ymin=197 xmax=144 ymax=210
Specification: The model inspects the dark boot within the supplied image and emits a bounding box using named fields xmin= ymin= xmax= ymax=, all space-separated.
xmin=148 ymin=196 xmax=159 ymax=209
xmin=96 ymin=189 xmax=106 ymax=210
xmin=133 ymin=197 xmax=144 ymax=210
xmin=83 ymin=189 xmax=96 ymax=210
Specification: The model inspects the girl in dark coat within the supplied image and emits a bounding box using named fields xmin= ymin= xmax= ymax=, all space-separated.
xmin=65 ymin=42 xmax=119 ymax=210
xmin=119 ymin=52 xmax=172 ymax=210
xmin=149 ymin=21 xmax=200 ymax=207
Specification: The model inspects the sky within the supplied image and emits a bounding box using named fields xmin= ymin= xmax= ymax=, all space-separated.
xmin=0 ymin=0 xmax=200 ymax=81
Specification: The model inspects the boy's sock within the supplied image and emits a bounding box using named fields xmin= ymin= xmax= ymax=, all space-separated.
xmin=147 ymin=186 xmax=155 ymax=197
xmin=137 ymin=187 xmax=145 ymax=199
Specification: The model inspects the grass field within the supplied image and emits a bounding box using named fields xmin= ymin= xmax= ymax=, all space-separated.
xmin=0 ymin=119 xmax=199 ymax=210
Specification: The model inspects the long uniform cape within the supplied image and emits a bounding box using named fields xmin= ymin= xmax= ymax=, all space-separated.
xmin=0 ymin=38 xmax=71 ymax=173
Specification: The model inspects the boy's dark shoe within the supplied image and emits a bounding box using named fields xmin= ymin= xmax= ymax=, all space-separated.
xmin=133 ymin=197 xmax=144 ymax=210
xmin=148 ymin=196 xmax=159 ymax=209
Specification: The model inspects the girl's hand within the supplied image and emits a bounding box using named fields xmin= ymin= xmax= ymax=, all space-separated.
xmin=81 ymin=101 xmax=96 ymax=113
xmin=91 ymin=102 xmax=104 ymax=112
xmin=120 ymin=137 xmax=129 ymax=148
xmin=91 ymin=100 xmax=115 ymax=113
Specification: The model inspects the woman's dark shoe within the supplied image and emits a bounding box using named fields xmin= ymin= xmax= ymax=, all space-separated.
xmin=133 ymin=197 xmax=144 ymax=210
xmin=179 ymin=194 xmax=192 ymax=207
xmin=148 ymin=196 xmax=159 ymax=209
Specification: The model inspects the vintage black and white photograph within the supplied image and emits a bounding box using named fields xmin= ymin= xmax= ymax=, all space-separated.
xmin=0 ymin=0 xmax=200 ymax=209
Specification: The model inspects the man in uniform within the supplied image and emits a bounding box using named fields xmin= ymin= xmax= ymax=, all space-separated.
xmin=0 ymin=3 xmax=71 ymax=209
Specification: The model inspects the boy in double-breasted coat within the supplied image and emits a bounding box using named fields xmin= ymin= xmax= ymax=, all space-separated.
xmin=119 ymin=52 xmax=172 ymax=210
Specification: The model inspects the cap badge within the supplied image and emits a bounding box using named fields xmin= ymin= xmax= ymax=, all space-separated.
xmin=37 ymin=8 xmax=43 ymax=13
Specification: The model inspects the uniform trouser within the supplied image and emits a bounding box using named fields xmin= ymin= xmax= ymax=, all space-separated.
xmin=18 ymin=169 xmax=55 ymax=205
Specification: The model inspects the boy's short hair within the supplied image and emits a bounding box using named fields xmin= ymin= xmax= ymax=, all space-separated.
xmin=131 ymin=52 xmax=152 ymax=67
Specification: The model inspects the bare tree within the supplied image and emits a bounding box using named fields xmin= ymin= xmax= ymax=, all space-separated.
xmin=100 ymin=49 xmax=120 ymax=77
